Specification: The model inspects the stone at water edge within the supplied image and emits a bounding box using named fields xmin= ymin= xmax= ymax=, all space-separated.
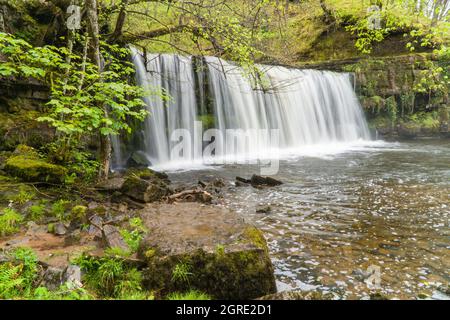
xmin=120 ymin=168 xmax=172 ymax=203
xmin=250 ymin=174 xmax=283 ymax=187
xmin=256 ymin=205 xmax=271 ymax=213
xmin=137 ymin=202 xmax=277 ymax=300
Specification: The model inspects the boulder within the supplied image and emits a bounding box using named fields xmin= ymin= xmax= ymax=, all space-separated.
xmin=63 ymin=265 xmax=82 ymax=288
xmin=96 ymin=177 xmax=125 ymax=192
xmin=137 ymin=202 xmax=276 ymax=300
xmin=42 ymin=266 xmax=65 ymax=291
xmin=250 ymin=174 xmax=283 ymax=187
xmin=102 ymin=224 xmax=129 ymax=252
xmin=126 ymin=151 xmax=152 ymax=168
xmin=256 ymin=205 xmax=271 ymax=214
xmin=236 ymin=175 xmax=283 ymax=188
xmin=53 ymin=222 xmax=67 ymax=236
xmin=4 ymin=145 xmax=67 ymax=183
xmin=236 ymin=176 xmax=251 ymax=184
xmin=121 ymin=168 xmax=172 ymax=203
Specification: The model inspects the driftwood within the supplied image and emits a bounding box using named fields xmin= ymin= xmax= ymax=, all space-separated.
xmin=167 ymin=189 xmax=212 ymax=204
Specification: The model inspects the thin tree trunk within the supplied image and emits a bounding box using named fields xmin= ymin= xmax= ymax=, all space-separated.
xmin=86 ymin=0 xmax=101 ymax=68
xmin=86 ymin=0 xmax=111 ymax=180
xmin=111 ymin=0 xmax=129 ymax=43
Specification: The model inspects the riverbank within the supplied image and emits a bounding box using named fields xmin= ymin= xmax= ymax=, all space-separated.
xmin=0 ymin=154 xmax=279 ymax=299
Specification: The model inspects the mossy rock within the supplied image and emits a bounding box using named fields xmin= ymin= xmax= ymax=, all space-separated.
xmin=121 ymin=168 xmax=171 ymax=203
xmin=4 ymin=146 xmax=67 ymax=183
xmin=137 ymin=203 xmax=276 ymax=299
xmin=0 ymin=110 xmax=54 ymax=151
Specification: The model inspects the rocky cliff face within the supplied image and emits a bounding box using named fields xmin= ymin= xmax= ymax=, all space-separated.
xmin=298 ymin=53 xmax=449 ymax=139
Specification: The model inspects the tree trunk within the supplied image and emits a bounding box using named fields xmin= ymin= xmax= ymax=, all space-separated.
xmin=86 ymin=0 xmax=101 ymax=68
xmin=86 ymin=0 xmax=111 ymax=180
xmin=110 ymin=0 xmax=129 ymax=43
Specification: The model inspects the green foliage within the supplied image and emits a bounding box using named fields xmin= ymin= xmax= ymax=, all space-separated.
xmin=405 ymin=111 xmax=440 ymax=129
xmin=0 ymin=32 xmax=150 ymax=176
xmin=0 ymin=208 xmax=23 ymax=237
xmin=171 ymin=262 xmax=193 ymax=284
xmin=74 ymin=254 xmax=145 ymax=299
xmin=0 ymin=247 xmax=38 ymax=299
xmin=31 ymin=283 xmax=93 ymax=300
xmin=412 ymin=50 xmax=449 ymax=100
xmin=45 ymin=143 xmax=100 ymax=183
xmin=0 ymin=263 xmax=25 ymax=299
xmin=7 ymin=186 xmax=35 ymax=205
xmin=28 ymin=202 xmax=47 ymax=221
xmin=0 ymin=247 xmax=94 ymax=300
xmin=167 ymin=290 xmax=211 ymax=300
xmin=71 ymin=205 xmax=87 ymax=220
xmin=386 ymin=96 xmax=398 ymax=125
xmin=119 ymin=217 xmax=147 ymax=253
xmin=50 ymin=199 xmax=70 ymax=222
xmin=215 ymin=244 xmax=225 ymax=256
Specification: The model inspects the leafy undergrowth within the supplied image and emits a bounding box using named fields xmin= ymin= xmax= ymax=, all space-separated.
xmin=0 ymin=246 xmax=212 ymax=300
xmin=0 ymin=247 xmax=92 ymax=300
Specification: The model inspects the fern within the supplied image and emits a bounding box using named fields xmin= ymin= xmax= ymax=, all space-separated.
xmin=0 ymin=263 xmax=24 ymax=299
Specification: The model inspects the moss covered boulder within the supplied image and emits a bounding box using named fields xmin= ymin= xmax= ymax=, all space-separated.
xmin=137 ymin=202 xmax=276 ymax=299
xmin=121 ymin=168 xmax=172 ymax=203
xmin=4 ymin=145 xmax=67 ymax=183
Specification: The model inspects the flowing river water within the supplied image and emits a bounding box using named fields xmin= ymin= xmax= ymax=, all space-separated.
xmin=167 ymin=139 xmax=450 ymax=299
xmin=119 ymin=51 xmax=449 ymax=299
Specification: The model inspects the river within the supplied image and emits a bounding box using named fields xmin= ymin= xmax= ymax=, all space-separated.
xmin=168 ymin=139 xmax=450 ymax=299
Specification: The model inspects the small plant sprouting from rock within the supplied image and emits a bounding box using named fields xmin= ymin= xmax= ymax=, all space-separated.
xmin=171 ymin=262 xmax=193 ymax=284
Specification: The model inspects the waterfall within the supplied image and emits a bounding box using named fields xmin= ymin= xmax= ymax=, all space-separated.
xmin=113 ymin=49 xmax=371 ymax=170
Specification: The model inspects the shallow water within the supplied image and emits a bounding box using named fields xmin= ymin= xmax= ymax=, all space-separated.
xmin=168 ymin=139 xmax=450 ymax=299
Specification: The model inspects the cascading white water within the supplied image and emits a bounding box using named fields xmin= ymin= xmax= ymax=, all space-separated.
xmin=115 ymin=49 xmax=371 ymax=169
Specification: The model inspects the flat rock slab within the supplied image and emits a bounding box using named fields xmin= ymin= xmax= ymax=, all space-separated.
xmin=138 ymin=202 xmax=277 ymax=299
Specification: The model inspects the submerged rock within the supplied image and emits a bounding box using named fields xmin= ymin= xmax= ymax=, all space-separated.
xmin=256 ymin=205 xmax=271 ymax=214
xmin=167 ymin=189 xmax=213 ymax=204
xmin=235 ymin=175 xmax=283 ymax=188
xmin=137 ymin=202 xmax=276 ymax=299
xmin=250 ymin=174 xmax=283 ymax=187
